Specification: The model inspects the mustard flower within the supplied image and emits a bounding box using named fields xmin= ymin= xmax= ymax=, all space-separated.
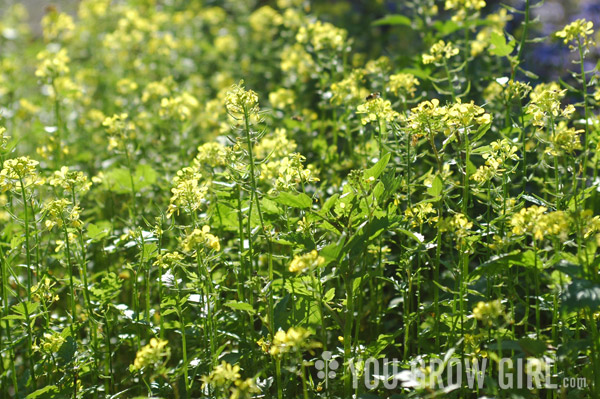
xmin=167 ymin=167 xmax=208 ymax=218
xmin=445 ymin=0 xmax=486 ymax=21
xmin=389 ymin=73 xmax=420 ymax=98
xmin=194 ymin=142 xmax=231 ymax=168
xmin=289 ymin=250 xmax=325 ymax=273
xmin=49 ymin=166 xmax=92 ymax=194
xmin=41 ymin=10 xmax=75 ymax=42
xmin=296 ymin=20 xmax=347 ymax=53
xmin=0 ymin=156 xmax=42 ymax=193
xmin=330 ymin=69 xmax=368 ymax=105
xmin=547 ymin=121 xmax=583 ymax=156
xmin=510 ymin=205 xmax=570 ymax=241
xmin=130 ymin=338 xmax=170 ymax=373
xmin=43 ymin=199 xmax=82 ymax=230
xmin=356 ymin=97 xmax=400 ymax=125
xmin=0 ymin=126 xmax=9 ymax=151
xmin=472 ymin=299 xmax=505 ymax=327
xmin=225 ymin=81 xmax=260 ymax=118
xmin=254 ymin=128 xmax=297 ymax=159
xmin=269 ymin=88 xmax=296 ymax=110
xmin=555 ymin=19 xmax=595 ymax=51
xmin=181 ymin=225 xmax=221 ymax=252
xmin=35 ymin=48 xmax=70 ymax=80
xmin=422 ymin=40 xmax=459 ymax=64
xmin=269 ymin=327 xmax=319 ymax=356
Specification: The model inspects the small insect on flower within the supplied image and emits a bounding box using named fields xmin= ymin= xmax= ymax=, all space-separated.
xmin=365 ymin=92 xmax=381 ymax=101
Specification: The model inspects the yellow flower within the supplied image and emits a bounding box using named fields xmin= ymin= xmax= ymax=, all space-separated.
xmin=422 ymin=40 xmax=459 ymax=64
xmin=356 ymin=97 xmax=399 ymax=125
xmin=297 ymin=20 xmax=347 ymax=53
xmin=389 ymin=73 xmax=420 ymax=98
xmin=41 ymin=10 xmax=75 ymax=42
xmin=0 ymin=156 xmax=42 ymax=193
xmin=35 ymin=48 xmax=70 ymax=80
xmin=330 ymin=69 xmax=368 ymax=105
xmin=130 ymin=338 xmax=170 ymax=372
xmin=269 ymin=88 xmax=296 ymax=110
xmin=167 ymin=167 xmax=208 ymax=217
xmin=181 ymin=225 xmax=221 ymax=252
xmin=472 ymin=299 xmax=505 ymax=326
xmin=269 ymin=327 xmax=318 ymax=356
xmin=510 ymin=205 xmax=570 ymax=241
xmin=225 ymin=80 xmax=260 ymax=118
xmin=49 ymin=166 xmax=92 ymax=194
xmin=289 ymin=250 xmax=325 ymax=273
xmin=555 ymin=19 xmax=595 ymax=50
xmin=0 ymin=126 xmax=9 ymax=151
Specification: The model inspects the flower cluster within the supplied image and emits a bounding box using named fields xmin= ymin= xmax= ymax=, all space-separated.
xmin=225 ymin=81 xmax=260 ymax=118
xmin=0 ymin=156 xmax=42 ymax=193
xmin=201 ymin=361 xmax=260 ymax=399
xmin=194 ymin=142 xmax=231 ymax=168
xmin=472 ymin=139 xmax=519 ymax=183
xmin=356 ymin=97 xmax=400 ymax=125
xmin=167 ymin=167 xmax=208 ymax=217
xmin=330 ymin=69 xmax=368 ymax=105
xmin=472 ymin=299 xmax=505 ymax=327
xmin=130 ymin=338 xmax=170 ymax=373
xmin=269 ymin=327 xmax=319 ymax=356
xmin=445 ymin=0 xmax=486 ymax=22
xmin=555 ymin=19 xmax=595 ymax=51
xmin=181 ymin=225 xmax=221 ymax=252
xmin=389 ymin=73 xmax=420 ymax=99
xmin=260 ymin=153 xmax=319 ymax=192
xmin=102 ymin=113 xmax=136 ymax=150
xmin=35 ymin=48 xmax=70 ymax=80
xmin=510 ymin=205 xmax=570 ymax=241
xmin=422 ymin=40 xmax=459 ymax=64
xmin=547 ymin=121 xmax=582 ymax=156
xmin=526 ymin=83 xmax=572 ymax=128
xmin=289 ymin=250 xmax=325 ymax=273
xmin=43 ymin=199 xmax=83 ymax=230
xmin=49 ymin=166 xmax=92 ymax=194
xmin=405 ymin=202 xmax=438 ymax=227
xmin=296 ymin=20 xmax=347 ymax=53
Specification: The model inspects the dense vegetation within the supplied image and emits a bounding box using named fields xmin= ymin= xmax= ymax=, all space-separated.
xmin=1 ymin=0 xmax=600 ymax=398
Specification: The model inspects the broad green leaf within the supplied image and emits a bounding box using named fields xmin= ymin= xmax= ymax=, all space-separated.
xmin=87 ymin=221 xmax=111 ymax=242
xmin=427 ymin=175 xmax=443 ymax=197
xmin=561 ymin=279 xmax=600 ymax=311
xmin=25 ymin=386 xmax=58 ymax=399
xmin=224 ymin=300 xmax=256 ymax=315
xmin=373 ymin=15 xmax=412 ymax=27
xmin=489 ymin=32 xmax=515 ymax=57
xmin=273 ymin=192 xmax=312 ymax=209
xmin=364 ymin=153 xmax=391 ymax=180
xmin=518 ymin=338 xmax=547 ymax=357
xmin=133 ymin=163 xmax=157 ymax=190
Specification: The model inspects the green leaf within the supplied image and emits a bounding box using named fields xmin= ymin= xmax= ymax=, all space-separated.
xmin=373 ymin=15 xmax=412 ymax=27
xmin=561 ymin=279 xmax=600 ymax=311
xmin=142 ymin=243 xmax=158 ymax=260
xmin=86 ymin=221 xmax=111 ymax=242
xmin=364 ymin=153 xmax=391 ymax=180
xmin=133 ymin=164 xmax=157 ymax=190
xmin=518 ymin=338 xmax=547 ymax=357
xmin=224 ymin=300 xmax=256 ymax=315
xmin=25 ymin=385 xmax=58 ymax=399
xmin=323 ymin=288 xmax=335 ymax=303
xmin=489 ymin=32 xmax=515 ymax=57
xmin=272 ymin=192 xmax=312 ymax=209
xmin=427 ymin=175 xmax=443 ymax=197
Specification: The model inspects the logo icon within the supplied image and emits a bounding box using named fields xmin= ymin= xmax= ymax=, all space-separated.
xmin=315 ymin=351 xmax=339 ymax=387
